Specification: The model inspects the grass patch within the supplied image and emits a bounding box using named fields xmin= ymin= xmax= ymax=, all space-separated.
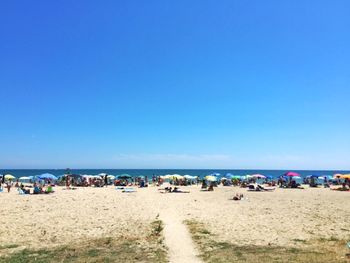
xmin=0 ymin=220 xmax=168 ymax=263
xmin=184 ymin=219 xmax=350 ymax=263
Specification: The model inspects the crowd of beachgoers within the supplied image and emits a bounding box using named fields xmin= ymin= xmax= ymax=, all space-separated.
xmin=0 ymin=171 xmax=349 ymax=196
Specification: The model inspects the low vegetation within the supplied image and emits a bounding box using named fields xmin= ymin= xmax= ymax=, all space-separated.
xmin=184 ymin=219 xmax=350 ymax=263
xmin=0 ymin=220 xmax=167 ymax=263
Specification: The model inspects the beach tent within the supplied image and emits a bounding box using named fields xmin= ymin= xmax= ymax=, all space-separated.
xmin=205 ymin=175 xmax=217 ymax=182
xmin=37 ymin=173 xmax=58 ymax=180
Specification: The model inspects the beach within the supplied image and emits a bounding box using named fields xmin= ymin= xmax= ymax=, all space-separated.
xmin=0 ymin=184 xmax=349 ymax=262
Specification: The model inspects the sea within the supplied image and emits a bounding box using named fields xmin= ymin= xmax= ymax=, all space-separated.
xmin=1 ymin=169 xmax=349 ymax=179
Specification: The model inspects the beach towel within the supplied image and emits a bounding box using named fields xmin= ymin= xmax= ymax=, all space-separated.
xmin=122 ymin=188 xmax=136 ymax=193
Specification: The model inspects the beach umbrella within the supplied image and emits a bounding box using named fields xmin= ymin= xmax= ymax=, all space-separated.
xmin=284 ymin=172 xmax=300 ymax=177
xmin=308 ymin=175 xmax=319 ymax=178
xmin=184 ymin=175 xmax=197 ymax=180
xmin=107 ymin=175 xmax=115 ymax=179
xmin=37 ymin=173 xmax=58 ymax=180
xmin=117 ymin=174 xmax=132 ymax=179
xmin=171 ymin=174 xmax=184 ymax=179
xmin=4 ymin=174 xmax=15 ymax=180
xmin=333 ymin=173 xmax=343 ymax=179
xmin=19 ymin=176 xmax=31 ymax=181
xmin=251 ymin=174 xmax=266 ymax=179
xmin=211 ymin=172 xmax=221 ymax=176
xmin=340 ymin=174 xmax=350 ymax=179
xmin=230 ymin=175 xmax=241 ymax=179
xmin=205 ymin=175 xmax=217 ymax=182
xmin=98 ymin=173 xmax=108 ymax=177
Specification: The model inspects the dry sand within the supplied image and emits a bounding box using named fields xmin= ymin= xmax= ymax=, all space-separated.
xmin=0 ymin=184 xmax=349 ymax=260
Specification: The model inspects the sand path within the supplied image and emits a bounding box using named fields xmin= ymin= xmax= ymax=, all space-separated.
xmin=160 ymin=209 xmax=202 ymax=263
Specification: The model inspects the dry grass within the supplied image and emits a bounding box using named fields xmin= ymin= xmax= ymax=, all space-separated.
xmin=185 ymin=219 xmax=350 ymax=263
xmin=0 ymin=220 xmax=168 ymax=263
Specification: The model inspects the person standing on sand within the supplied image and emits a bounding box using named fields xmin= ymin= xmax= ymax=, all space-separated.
xmin=6 ymin=182 xmax=11 ymax=193
xmin=65 ymin=175 xmax=70 ymax=189
xmin=104 ymin=174 xmax=108 ymax=187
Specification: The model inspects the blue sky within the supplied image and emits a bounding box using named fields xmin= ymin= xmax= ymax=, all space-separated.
xmin=1 ymin=0 xmax=349 ymax=169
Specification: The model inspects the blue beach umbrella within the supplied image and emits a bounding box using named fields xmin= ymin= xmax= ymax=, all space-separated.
xmin=37 ymin=173 xmax=58 ymax=180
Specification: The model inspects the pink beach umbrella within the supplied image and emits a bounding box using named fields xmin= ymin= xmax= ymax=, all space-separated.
xmin=284 ymin=172 xmax=300 ymax=177
xmin=251 ymin=174 xmax=266 ymax=179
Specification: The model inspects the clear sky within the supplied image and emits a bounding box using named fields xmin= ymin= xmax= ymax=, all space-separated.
xmin=1 ymin=0 xmax=349 ymax=169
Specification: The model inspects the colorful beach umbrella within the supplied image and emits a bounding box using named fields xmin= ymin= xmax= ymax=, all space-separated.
xmin=333 ymin=173 xmax=343 ymax=179
xmin=340 ymin=174 xmax=350 ymax=179
xmin=184 ymin=175 xmax=197 ymax=180
xmin=251 ymin=174 xmax=266 ymax=179
xmin=117 ymin=174 xmax=132 ymax=179
xmin=4 ymin=174 xmax=15 ymax=180
xmin=284 ymin=172 xmax=300 ymax=177
xmin=37 ymin=173 xmax=58 ymax=180
xmin=205 ymin=175 xmax=217 ymax=182
xmin=19 ymin=176 xmax=31 ymax=180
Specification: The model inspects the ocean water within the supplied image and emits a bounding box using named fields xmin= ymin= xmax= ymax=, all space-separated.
xmin=1 ymin=169 xmax=349 ymax=179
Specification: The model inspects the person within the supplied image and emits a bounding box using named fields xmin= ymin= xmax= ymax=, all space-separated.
xmin=172 ymin=187 xmax=190 ymax=193
xmin=6 ymin=182 xmax=11 ymax=193
xmin=15 ymin=179 xmax=19 ymax=187
xmin=33 ymin=183 xmax=41 ymax=194
xmin=233 ymin=193 xmax=243 ymax=200
xmin=45 ymin=185 xmax=54 ymax=194
xmin=20 ymin=184 xmax=30 ymax=194
xmin=208 ymin=184 xmax=214 ymax=191
xmin=65 ymin=175 xmax=70 ymax=189
xmin=104 ymin=174 xmax=108 ymax=187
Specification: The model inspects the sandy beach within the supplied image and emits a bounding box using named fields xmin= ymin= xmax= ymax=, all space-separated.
xmin=1 ymin=184 xmax=349 ymax=257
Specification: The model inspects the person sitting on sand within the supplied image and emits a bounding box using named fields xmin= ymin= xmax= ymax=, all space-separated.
xmin=33 ymin=183 xmax=42 ymax=194
xmin=44 ymin=185 xmax=54 ymax=194
xmin=201 ymin=180 xmax=207 ymax=189
xmin=20 ymin=184 xmax=30 ymax=194
xmin=172 ymin=187 xmax=190 ymax=193
xmin=233 ymin=193 xmax=243 ymax=200
xmin=333 ymin=183 xmax=350 ymax=191
xmin=208 ymin=184 xmax=214 ymax=191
